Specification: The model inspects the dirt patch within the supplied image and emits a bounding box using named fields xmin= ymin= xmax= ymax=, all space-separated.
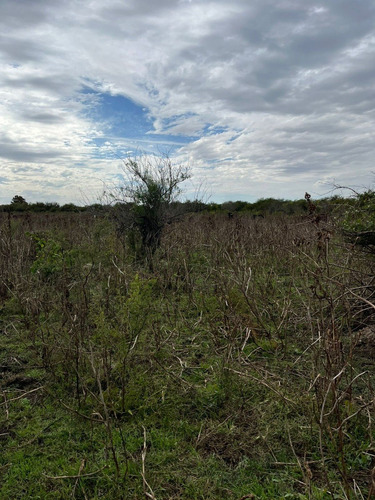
xmin=355 ymin=325 xmax=375 ymax=359
xmin=0 ymin=355 xmax=27 ymax=375
xmin=0 ymin=426 xmax=16 ymax=442
xmin=2 ymin=373 xmax=39 ymax=390
xmin=197 ymin=428 xmax=256 ymax=466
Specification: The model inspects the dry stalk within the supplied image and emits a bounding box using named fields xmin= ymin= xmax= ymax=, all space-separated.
xmin=59 ymin=400 xmax=104 ymax=423
xmin=287 ymin=428 xmax=312 ymax=498
xmin=71 ymin=459 xmax=87 ymax=499
xmin=43 ymin=464 xmax=107 ymax=480
xmin=352 ymin=480 xmax=365 ymax=500
xmin=0 ymin=386 xmax=44 ymax=406
xmin=2 ymin=391 xmax=9 ymax=420
xmin=89 ymin=346 xmax=120 ymax=476
xmin=225 ymin=367 xmax=296 ymax=406
xmin=195 ymin=415 xmax=232 ymax=446
xmin=368 ymin=466 xmax=375 ymax=500
xmin=141 ymin=426 xmax=157 ymax=500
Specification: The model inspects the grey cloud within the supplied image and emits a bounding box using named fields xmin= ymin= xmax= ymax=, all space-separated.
xmin=154 ymin=0 xmax=375 ymax=117
xmin=97 ymin=0 xmax=177 ymax=18
xmin=0 ymin=36 xmax=57 ymax=63
xmin=0 ymin=0 xmax=53 ymax=29
xmin=0 ymin=135 xmax=62 ymax=163
xmin=21 ymin=112 xmax=64 ymax=124
xmin=0 ymin=147 xmax=58 ymax=163
xmin=2 ymin=74 xmax=74 ymax=95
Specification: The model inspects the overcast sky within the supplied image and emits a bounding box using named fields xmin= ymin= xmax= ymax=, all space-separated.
xmin=1 ymin=0 xmax=375 ymax=204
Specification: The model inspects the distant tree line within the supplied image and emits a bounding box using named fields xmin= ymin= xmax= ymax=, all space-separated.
xmin=0 ymin=195 xmax=104 ymax=213
xmin=0 ymin=193 xmax=355 ymax=216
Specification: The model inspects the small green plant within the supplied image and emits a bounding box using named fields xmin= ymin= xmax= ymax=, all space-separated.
xmin=340 ymin=189 xmax=375 ymax=246
xmin=28 ymin=233 xmax=75 ymax=278
xmin=28 ymin=233 xmax=63 ymax=277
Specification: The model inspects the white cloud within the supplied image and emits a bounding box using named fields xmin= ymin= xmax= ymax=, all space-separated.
xmin=0 ymin=0 xmax=375 ymax=202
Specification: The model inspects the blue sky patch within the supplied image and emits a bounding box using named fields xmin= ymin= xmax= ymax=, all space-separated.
xmin=83 ymin=89 xmax=153 ymax=139
xmin=80 ymin=87 xmax=195 ymax=155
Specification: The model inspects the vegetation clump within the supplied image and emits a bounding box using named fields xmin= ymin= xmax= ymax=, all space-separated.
xmin=109 ymin=155 xmax=191 ymax=257
xmin=340 ymin=189 xmax=375 ymax=248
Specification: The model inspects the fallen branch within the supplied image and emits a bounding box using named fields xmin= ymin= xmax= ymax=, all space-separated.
xmin=59 ymin=400 xmax=104 ymax=423
xmin=225 ymin=367 xmax=296 ymax=406
xmin=0 ymin=386 xmax=43 ymax=406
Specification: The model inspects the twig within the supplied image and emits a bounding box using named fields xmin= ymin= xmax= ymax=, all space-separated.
xmin=43 ymin=465 xmax=107 ymax=480
xmin=319 ymin=367 xmax=346 ymax=426
xmin=129 ymin=334 xmax=139 ymax=353
xmin=287 ymin=428 xmax=311 ymax=494
xmin=332 ymin=398 xmax=375 ymax=432
xmin=352 ymin=479 xmax=365 ymax=500
xmin=323 ymin=371 xmax=368 ymax=418
xmin=59 ymin=400 xmax=104 ymax=423
xmin=72 ymin=459 xmax=86 ymax=499
xmin=241 ymin=327 xmax=252 ymax=352
xmin=327 ymin=277 xmax=375 ymax=311
xmin=368 ymin=466 xmax=375 ymax=500
xmin=196 ymin=415 xmax=232 ymax=446
xmin=0 ymin=386 xmax=43 ymax=406
xmin=195 ymin=423 xmax=204 ymax=446
xmin=293 ymin=335 xmax=322 ymax=366
xmin=89 ymin=347 xmax=120 ymax=476
xmin=273 ymin=462 xmax=300 ymax=466
xmin=226 ymin=367 xmax=296 ymax=406
xmin=3 ymin=391 xmax=9 ymax=419
xmin=18 ymin=418 xmax=62 ymax=448
xmin=141 ymin=426 xmax=157 ymax=500
xmin=152 ymin=355 xmax=194 ymax=389
xmin=111 ymin=258 xmax=126 ymax=276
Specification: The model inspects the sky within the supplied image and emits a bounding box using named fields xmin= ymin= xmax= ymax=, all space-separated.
xmin=1 ymin=0 xmax=375 ymax=204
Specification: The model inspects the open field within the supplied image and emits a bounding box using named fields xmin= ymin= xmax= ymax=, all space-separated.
xmin=0 ymin=210 xmax=374 ymax=499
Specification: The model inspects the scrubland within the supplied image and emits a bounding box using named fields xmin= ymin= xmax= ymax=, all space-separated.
xmin=0 ymin=210 xmax=374 ymax=499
